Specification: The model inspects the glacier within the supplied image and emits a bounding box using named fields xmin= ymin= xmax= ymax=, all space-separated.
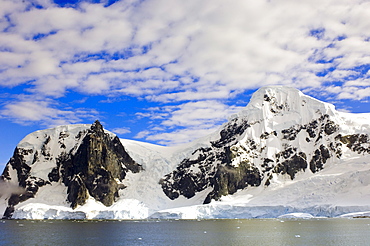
xmin=1 ymin=86 xmax=370 ymax=220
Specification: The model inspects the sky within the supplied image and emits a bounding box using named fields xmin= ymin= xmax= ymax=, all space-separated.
xmin=1 ymin=0 xmax=370 ymax=170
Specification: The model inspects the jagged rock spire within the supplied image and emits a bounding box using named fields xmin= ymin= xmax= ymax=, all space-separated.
xmin=1 ymin=121 xmax=143 ymax=218
xmin=63 ymin=121 xmax=142 ymax=208
xmin=91 ymin=120 xmax=104 ymax=132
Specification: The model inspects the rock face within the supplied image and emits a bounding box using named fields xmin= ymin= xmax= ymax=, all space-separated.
xmin=1 ymin=148 xmax=50 ymax=218
xmin=61 ymin=121 xmax=142 ymax=209
xmin=160 ymin=118 xmax=262 ymax=203
xmin=159 ymin=87 xmax=370 ymax=203
xmin=1 ymin=120 xmax=142 ymax=218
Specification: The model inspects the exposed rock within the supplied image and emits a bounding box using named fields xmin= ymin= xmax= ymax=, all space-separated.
xmin=204 ymin=161 xmax=262 ymax=203
xmin=60 ymin=120 xmax=142 ymax=207
xmin=48 ymin=166 xmax=60 ymax=182
xmin=159 ymin=147 xmax=214 ymax=200
xmin=336 ymin=134 xmax=370 ymax=154
xmin=310 ymin=145 xmax=331 ymax=173
xmin=274 ymin=152 xmax=307 ymax=180
xmin=67 ymin=175 xmax=88 ymax=209
xmin=1 ymin=147 xmax=50 ymax=218
xmin=211 ymin=118 xmax=250 ymax=148
xmin=5 ymin=147 xmax=31 ymax=188
xmin=160 ymin=110 xmax=353 ymax=203
xmin=1 ymin=120 xmax=142 ymax=218
xmin=160 ymin=118 xmax=262 ymax=204
xmin=41 ymin=136 xmax=52 ymax=160
xmin=282 ymin=125 xmax=302 ymax=141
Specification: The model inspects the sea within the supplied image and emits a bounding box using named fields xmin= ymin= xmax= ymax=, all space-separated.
xmin=1 ymin=218 xmax=370 ymax=246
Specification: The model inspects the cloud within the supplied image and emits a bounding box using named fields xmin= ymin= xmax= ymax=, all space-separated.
xmin=111 ymin=127 xmax=131 ymax=135
xmin=135 ymin=130 xmax=150 ymax=139
xmin=1 ymin=0 xmax=370 ymax=145
xmin=133 ymin=100 xmax=243 ymax=145
xmin=337 ymin=86 xmax=370 ymax=100
xmin=161 ymin=100 xmax=242 ymax=127
xmin=0 ymin=96 xmax=99 ymax=127
xmin=2 ymin=0 xmax=369 ymax=98
xmin=146 ymin=127 xmax=218 ymax=146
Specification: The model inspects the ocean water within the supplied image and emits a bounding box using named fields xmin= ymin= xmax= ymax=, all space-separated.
xmin=1 ymin=218 xmax=370 ymax=246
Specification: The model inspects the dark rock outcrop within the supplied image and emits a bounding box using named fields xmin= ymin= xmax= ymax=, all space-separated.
xmin=1 ymin=120 xmax=142 ymax=218
xmin=203 ymin=161 xmax=262 ymax=204
xmin=1 ymin=147 xmax=50 ymax=218
xmin=273 ymin=152 xmax=307 ymax=179
xmin=160 ymin=118 xmax=263 ymax=204
xmin=336 ymin=134 xmax=370 ymax=154
xmin=160 ymin=108 xmax=370 ymax=203
xmin=59 ymin=120 xmax=142 ymax=209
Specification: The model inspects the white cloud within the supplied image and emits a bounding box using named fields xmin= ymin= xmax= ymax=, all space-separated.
xmin=134 ymin=100 xmax=243 ymax=145
xmin=337 ymin=86 xmax=370 ymax=100
xmin=111 ymin=127 xmax=131 ymax=135
xmin=146 ymin=127 xmax=218 ymax=146
xmin=0 ymin=97 xmax=98 ymax=126
xmin=161 ymin=100 xmax=242 ymax=127
xmin=135 ymin=130 xmax=150 ymax=139
xmin=345 ymin=78 xmax=370 ymax=87
xmin=1 ymin=0 xmax=370 ymax=145
xmin=1 ymin=0 xmax=368 ymax=94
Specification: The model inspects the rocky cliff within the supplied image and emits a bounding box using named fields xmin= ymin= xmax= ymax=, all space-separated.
xmin=1 ymin=121 xmax=142 ymax=218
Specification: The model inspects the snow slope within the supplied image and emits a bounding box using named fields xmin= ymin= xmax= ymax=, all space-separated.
xmin=150 ymin=155 xmax=370 ymax=219
xmin=2 ymin=86 xmax=370 ymax=219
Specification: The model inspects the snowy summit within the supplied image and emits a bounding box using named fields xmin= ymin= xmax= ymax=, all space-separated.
xmin=1 ymin=86 xmax=370 ymax=220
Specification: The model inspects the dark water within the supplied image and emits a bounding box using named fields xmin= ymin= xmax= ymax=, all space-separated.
xmin=1 ymin=218 xmax=370 ymax=246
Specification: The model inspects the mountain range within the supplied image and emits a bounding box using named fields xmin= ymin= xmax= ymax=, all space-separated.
xmin=1 ymin=86 xmax=370 ymax=219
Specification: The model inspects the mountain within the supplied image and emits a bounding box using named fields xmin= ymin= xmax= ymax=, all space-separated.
xmin=1 ymin=86 xmax=370 ymax=219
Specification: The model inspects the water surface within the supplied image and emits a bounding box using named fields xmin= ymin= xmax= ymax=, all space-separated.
xmin=1 ymin=218 xmax=370 ymax=245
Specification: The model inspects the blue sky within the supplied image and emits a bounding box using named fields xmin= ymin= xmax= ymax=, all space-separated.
xmin=1 ymin=0 xmax=370 ymax=170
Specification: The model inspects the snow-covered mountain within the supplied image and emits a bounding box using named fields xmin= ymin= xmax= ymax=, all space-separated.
xmin=1 ymin=86 xmax=370 ymax=219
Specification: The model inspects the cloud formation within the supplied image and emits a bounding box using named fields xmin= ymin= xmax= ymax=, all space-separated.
xmin=1 ymin=0 xmax=370 ymax=144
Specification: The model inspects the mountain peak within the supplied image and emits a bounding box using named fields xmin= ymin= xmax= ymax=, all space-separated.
xmin=91 ymin=120 xmax=104 ymax=132
xmin=253 ymin=86 xmax=301 ymax=100
xmin=249 ymin=86 xmax=310 ymax=109
xmin=237 ymin=86 xmax=337 ymax=126
xmin=160 ymin=87 xmax=362 ymax=205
